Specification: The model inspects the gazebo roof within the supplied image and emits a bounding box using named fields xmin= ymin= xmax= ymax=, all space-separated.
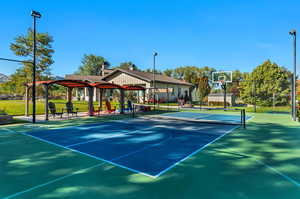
xmin=90 ymin=81 xmax=123 ymax=89
xmin=26 ymin=80 xmax=91 ymax=88
xmin=26 ymin=80 xmax=148 ymax=91
xmin=122 ymin=85 xmax=145 ymax=90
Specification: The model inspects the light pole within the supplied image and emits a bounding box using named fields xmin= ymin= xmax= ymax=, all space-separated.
xmin=153 ymin=51 xmax=158 ymax=108
xmin=31 ymin=10 xmax=41 ymax=123
xmin=289 ymin=29 xmax=297 ymax=121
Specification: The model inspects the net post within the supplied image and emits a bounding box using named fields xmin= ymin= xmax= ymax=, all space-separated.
xmin=240 ymin=109 xmax=243 ymax=125
xmin=242 ymin=109 xmax=246 ymax=128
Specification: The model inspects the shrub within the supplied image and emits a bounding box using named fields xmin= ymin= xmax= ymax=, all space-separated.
xmin=0 ymin=109 xmax=7 ymax=115
xmin=208 ymin=101 xmax=230 ymax=106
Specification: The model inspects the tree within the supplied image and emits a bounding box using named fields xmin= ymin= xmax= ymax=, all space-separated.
xmin=172 ymin=66 xmax=216 ymax=85
xmin=163 ymin=69 xmax=174 ymax=77
xmin=76 ymin=54 xmax=110 ymax=75
xmin=6 ymin=29 xmax=54 ymax=95
xmin=144 ymin=68 xmax=162 ymax=74
xmin=115 ymin=61 xmax=139 ymax=70
xmin=227 ymin=70 xmax=249 ymax=97
xmin=198 ymin=76 xmax=211 ymax=105
xmin=240 ymin=60 xmax=291 ymax=106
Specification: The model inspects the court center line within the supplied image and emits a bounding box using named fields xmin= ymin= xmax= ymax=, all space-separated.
xmin=66 ymin=126 xmax=158 ymax=148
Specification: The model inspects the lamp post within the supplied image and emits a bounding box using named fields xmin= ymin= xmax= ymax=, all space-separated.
xmin=153 ymin=51 xmax=158 ymax=108
xmin=289 ymin=29 xmax=297 ymax=121
xmin=31 ymin=10 xmax=41 ymax=123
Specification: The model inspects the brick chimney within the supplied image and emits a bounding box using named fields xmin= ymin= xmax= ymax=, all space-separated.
xmin=101 ymin=63 xmax=105 ymax=76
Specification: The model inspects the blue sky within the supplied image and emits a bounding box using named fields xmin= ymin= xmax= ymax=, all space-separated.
xmin=0 ymin=0 xmax=299 ymax=76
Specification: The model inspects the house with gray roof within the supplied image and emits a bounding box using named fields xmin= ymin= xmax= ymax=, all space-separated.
xmin=65 ymin=68 xmax=193 ymax=102
xmin=101 ymin=69 xmax=193 ymax=102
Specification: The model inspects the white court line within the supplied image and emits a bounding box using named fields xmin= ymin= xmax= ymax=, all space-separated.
xmin=22 ymin=120 xmax=241 ymax=179
xmin=4 ymin=129 xmax=173 ymax=199
xmin=2 ymin=163 xmax=105 ymax=199
xmin=254 ymin=159 xmax=300 ymax=187
xmin=21 ymin=132 xmax=157 ymax=178
xmin=208 ymin=149 xmax=300 ymax=188
xmin=65 ymin=121 xmax=241 ymax=178
xmin=154 ymin=125 xmax=240 ymax=177
xmin=0 ymin=128 xmax=17 ymax=135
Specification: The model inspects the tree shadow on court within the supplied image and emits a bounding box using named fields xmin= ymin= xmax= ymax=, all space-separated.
xmin=1 ymin=113 xmax=300 ymax=199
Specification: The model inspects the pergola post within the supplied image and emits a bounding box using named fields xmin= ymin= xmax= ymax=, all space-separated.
xmin=75 ymin=88 xmax=79 ymax=100
xmin=67 ymin=87 xmax=73 ymax=103
xmin=143 ymin=90 xmax=146 ymax=104
xmin=88 ymin=87 xmax=94 ymax=116
xmin=84 ymin=88 xmax=87 ymax=101
xmin=44 ymin=84 xmax=49 ymax=121
xmin=93 ymin=87 xmax=97 ymax=102
xmin=167 ymin=84 xmax=169 ymax=103
xmin=99 ymin=88 xmax=103 ymax=111
xmin=120 ymin=89 xmax=125 ymax=114
xmin=25 ymin=85 xmax=30 ymax=117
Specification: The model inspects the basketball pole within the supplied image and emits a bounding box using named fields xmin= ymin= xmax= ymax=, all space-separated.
xmin=222 ymin=82 xmax=227 ymax=109
xmin=153 ymin=51 xmax=158 ymax=110
xmin=289 ymin=30 xmax=297 ymax=121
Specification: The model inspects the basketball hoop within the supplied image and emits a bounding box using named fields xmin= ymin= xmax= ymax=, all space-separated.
xmin=211 ymin=71 xmax=232 ymax=109
xmin=212 ymin=71 xmax=233 ymax=84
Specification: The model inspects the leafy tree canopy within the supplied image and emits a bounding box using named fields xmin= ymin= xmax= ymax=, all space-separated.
xmin=198 ymin=76 xmax=211 ymax=103
xmin=163 ymin=69 xmax=173 ymax=77
xmin=2 ymin=29 xmax=55 ymax=95
xmin=76 ymin=54 xmax=110 ymax=75
xmin=10 ymin=28 xmax=54 ymax=80
xmin=144 ymin=68 xmax=162 ymax=74
xmin=240 ymin=60 xmax=291 ymax=106
xmin=115 ymin=61 xmax=139 ymax=71
xmin=163 ymin=66 xmax=216 ymax=85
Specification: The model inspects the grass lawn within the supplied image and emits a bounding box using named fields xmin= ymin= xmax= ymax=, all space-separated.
xmin=0 ymin=99 xmax=293 ymax=117
xmin=0 ymin=111 xmax=299 ymax=199
xmin=0 ymin=100 xmax=122 ymax=116
xmin=157 ymin=102 xmax=291 ymax=113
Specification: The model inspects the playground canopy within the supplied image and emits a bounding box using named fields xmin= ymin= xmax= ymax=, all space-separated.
xmin=25 ymin=80 xmax=146 ymax=120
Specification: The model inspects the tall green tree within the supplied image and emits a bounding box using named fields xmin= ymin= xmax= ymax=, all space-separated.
xmin=227 ymin=70 xmax=249 ymax=97
xmin=76 ymin=54 xmax=110 ymax=75
xmin=172 ymin=66 xmax=215 ymax=85
xmin=163 ymin=69 xmax=174 ymax=77
xmin=198 ymin=76 xmax=211 ymax=105
xmin=240 ymin=60 xmax=291 ymax=106
xmin=5 ymin=29 xmax=54 ymax=95
xmin=115 ymin=61 xmax=139 ymax=70
xmin=144 ymin=68 xmax=162 ymax=74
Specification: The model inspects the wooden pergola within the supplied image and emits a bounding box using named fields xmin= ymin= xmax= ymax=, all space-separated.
xmin=25 ymin=80 xmax=146 ymax=121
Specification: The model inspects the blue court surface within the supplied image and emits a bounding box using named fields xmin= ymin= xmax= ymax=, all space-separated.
xmin=24 ymin=113 xmax=245 ymax=177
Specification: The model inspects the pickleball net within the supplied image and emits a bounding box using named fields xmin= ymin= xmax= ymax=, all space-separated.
xmin=132 ymin=104 xmax=246 ymax=128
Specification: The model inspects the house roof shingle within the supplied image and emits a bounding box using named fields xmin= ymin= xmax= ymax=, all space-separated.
xmin=65 ymin=75 xmax=105 ymax=83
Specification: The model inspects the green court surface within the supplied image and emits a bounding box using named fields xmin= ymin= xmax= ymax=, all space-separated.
xmin=1 ymin=112 xmax=300 ymax=199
